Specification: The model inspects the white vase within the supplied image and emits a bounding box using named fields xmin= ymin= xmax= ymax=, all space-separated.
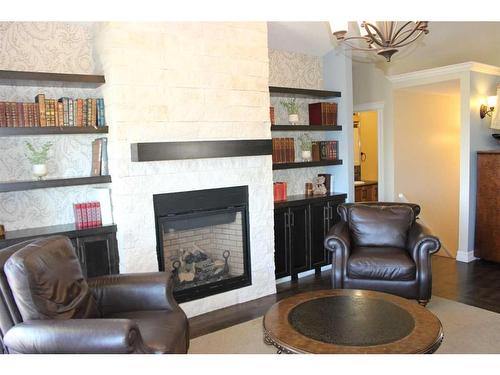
xmin=288 ymin=114 xmax=299 ymax=125
xmin=32 ymin=164 xmax=48 ymax=180
xmin=301 ymin=150 xmax=312 ymax=161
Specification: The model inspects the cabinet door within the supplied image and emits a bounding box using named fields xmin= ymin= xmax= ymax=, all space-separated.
xmin=273 ymin=208 xmax=290 ymax=278
xmin=309 ymin=201 xmax=329 ymax=268
xmin=355 ymin=186 xmax=362 ymax=202
xmin=289 ymin=205 xmax=309 ymax=275
xmin=77 ymin=234 xmax=118 ymax=278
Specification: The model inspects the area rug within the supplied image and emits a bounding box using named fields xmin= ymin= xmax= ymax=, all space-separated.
xmin=189 ymin=296 xmax=500 ymax=354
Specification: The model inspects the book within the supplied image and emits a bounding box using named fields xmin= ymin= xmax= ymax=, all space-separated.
xmin=95 ymin=202 xmax=102 ymax=226
xmin=82 ymin=99 xmax=88 ymax=127
xmin=16 ymin=103 xmax=24 ymax=127
xmin=91 ymin=98 xmax=97 ymax=128
xmin=91 ymin=138 xmax=103 ymax=176
xmin=73 ymin=203 xmax=83 ymax=229
xmin=68 ymin=99 xmax=74 ymax=127
xmin=100 ymin=137 xmax=109 ymax=175
xmin=56 ymin=102 xmax=64 ymax=127
xmin=273 ymin=182 xmax=287 ymax=202
xmin=270 ymin=106 xmax=275 ymax=125
xmin=76 ymin=99 xmax=83 ymax=127
xmin=0 ymin=102 xmax=6 ymax=127
xmin=35 ymin=94 xmax=47 ymax=127
xmin=312 ymin=141 xmax=321 ymax=161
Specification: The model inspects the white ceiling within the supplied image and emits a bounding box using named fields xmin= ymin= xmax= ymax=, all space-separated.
xmin=267 ymin=21 xmax=500 ymax=74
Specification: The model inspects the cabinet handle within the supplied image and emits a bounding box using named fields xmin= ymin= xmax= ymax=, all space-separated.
xmin=329 ymin=206 xmax=334 ymax=220
xmin=323 ymin=206 xmax=329 ymax=222
xmin=290 ymin=212 xmax=295 ymax=227
xmin=284 ymin=212 xmax=289 ymax=227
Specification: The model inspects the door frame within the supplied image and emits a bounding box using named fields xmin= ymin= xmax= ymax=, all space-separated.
xmin=353 ymin=101 xmax=385 ymax=200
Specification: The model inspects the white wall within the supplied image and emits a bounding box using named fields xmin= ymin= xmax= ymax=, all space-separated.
xmin=352 ymin=61 xmax=394 ymax=200
xmin=393 ymin=89 xmax=460 ymax=257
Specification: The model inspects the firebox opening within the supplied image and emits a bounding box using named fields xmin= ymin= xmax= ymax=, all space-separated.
xmin=153 ymin=186 xmax=251 ymax=303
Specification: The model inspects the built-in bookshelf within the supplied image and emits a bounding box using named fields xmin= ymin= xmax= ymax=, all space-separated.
xmin=0 ymin=69 xmax=112 ymax=239
xmin=0 ymin=176 xmax=112 ymax=193
xmin=272 ymin=160 xmax=343 ymax=171
xmin=0 ymin=126 xmax=108 ymax=136
xmin=270 ymin=85 xmax=343 ymax=198
xmin=271 ymin=125 xmax=342 ymax=132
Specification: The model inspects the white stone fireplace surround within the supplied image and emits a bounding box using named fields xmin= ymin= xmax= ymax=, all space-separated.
xmin=94 ymin=22 xmax=276 ymax=317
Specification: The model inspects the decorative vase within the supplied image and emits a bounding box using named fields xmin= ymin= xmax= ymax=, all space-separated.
xmin=288 ymin=114 xmax=299 ymax=125
xmin=32 ymin=164 xmax=48 ymax=180
xmin=301 ymin=150 xmax=312 ymax=161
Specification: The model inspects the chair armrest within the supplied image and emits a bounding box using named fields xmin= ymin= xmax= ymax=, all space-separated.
xmin=89 ymin=272 xmax=179 ymax=316
xmin=407 ymin=222 xmax=441 ymax=261
xmin=324 ymin=221 xmax=351 ymax=258
xmin=3 ymin=319 xmax=148 ymax=354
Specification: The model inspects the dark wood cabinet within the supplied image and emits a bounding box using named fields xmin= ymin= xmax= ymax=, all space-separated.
xmin=474 ymin=151 xmax=500 ymax=262
xmin=0 ymin=224 xmax=119 ymax=278
xmin=355 ymin=182 xmax=378 ymax=202
xmin=274 ymin=193 xmax=346 ymax=279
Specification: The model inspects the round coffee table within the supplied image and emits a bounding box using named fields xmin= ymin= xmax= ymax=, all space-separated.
xmin=263 ymin=289 xmax=443 ymax=354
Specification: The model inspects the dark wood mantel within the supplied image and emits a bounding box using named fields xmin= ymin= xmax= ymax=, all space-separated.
xmin=131 ymin=139 xmax=272 ymax=162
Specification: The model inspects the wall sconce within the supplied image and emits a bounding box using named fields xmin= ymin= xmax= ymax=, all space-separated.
xmin=480 ymin=96 xmax=496 ymax=119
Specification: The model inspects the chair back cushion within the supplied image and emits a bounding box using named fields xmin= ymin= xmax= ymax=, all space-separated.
xmin=4 ymin=236 xmax=100 ymax=321
xmin=348 ymin=205 xmax=414 ymax=248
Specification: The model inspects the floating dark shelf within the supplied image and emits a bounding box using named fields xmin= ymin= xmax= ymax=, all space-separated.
xmin=0 ymin=223 xmax=117 ymax=248
xmin=273 ymin=160 xmax=343 ymax=170
xmin=269 ymin=86 xmax=341 ymax=98
xmin=274 ymin=192 xmax=348 ymax=209
xmin=271 ymin=125 xmax=342 ymax=132
xmin=0 ymin=70 xmax=105 ymax=88
xmin=0 ymin=126 xmax=108 ymax=137
xmin=0 ymin=175 xmax=112 ymax=193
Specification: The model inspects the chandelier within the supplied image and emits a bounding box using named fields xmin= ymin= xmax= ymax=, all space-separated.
xmin=329 ymin=21 xmax=430 ymax=62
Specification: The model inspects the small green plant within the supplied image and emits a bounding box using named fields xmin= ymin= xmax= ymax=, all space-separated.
xmin=298 ymin=133 xmax=312 ymax=151
xmin=280 ymin=98 xmax=299 ymax=115
xmin=25 ymin=141 xmax=53 ymax=164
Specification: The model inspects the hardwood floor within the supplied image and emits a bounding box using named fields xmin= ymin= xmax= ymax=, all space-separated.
xmin=188 ymin=255 xmax=500 ymax=339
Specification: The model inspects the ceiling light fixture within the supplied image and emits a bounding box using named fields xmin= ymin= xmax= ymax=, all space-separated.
xmin=329 ymin=21 xmax=430 ymax=62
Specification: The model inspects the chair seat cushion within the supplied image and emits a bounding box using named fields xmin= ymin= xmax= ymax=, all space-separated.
xmin=347 ymin=247 xmax=416 ymax=281
xmin=105 ymin=309 xmax=188 ymax=354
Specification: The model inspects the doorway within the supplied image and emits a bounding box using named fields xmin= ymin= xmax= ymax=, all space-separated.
xmin=353 ymin=111 xmax=379 ymax=202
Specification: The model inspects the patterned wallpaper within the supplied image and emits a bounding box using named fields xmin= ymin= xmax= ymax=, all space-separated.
xmin=0 ymin=22 xmax=106 ymax=231
xmin=269 ymin=49 xmax=341 ymax=196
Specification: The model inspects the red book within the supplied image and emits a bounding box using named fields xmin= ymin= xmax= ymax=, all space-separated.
xmin=73 ymin=203 xmax=83 ymax=229
xmin=81 ymin=203 xmax=89 ymax=229
xmin=91 ymin=202 xmax=98 ymax=227
xmin=87 ymin=202 xmax=95 ymax=227
xmin=95 ymin=202 xmax=102 ymax=226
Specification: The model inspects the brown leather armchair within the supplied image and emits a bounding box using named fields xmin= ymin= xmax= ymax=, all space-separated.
xmin=0 ymin=236 xmax=189 ymax=354
xmin=324 ymin=203 xmax=441 ymax=305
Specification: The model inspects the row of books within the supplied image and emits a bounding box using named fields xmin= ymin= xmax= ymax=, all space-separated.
xmin=91 ymin=138 xmax=109 ymax=176
xmin=0 ymin=95 xmax=106 ymax=128
xmin=273 ymin=182 xmax=287 ymax=202
xmin=272 ymin=138 xmax=295 ymax=164
xmin=309 ymin=102 xmax=338 ymax=126
xmin=73 ymin=202 xmax=102 ymax=229
xmin=312 ymin=141 xmax=339 ymax=161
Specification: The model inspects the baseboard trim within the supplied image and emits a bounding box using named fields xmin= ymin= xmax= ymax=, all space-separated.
xmin=275 ymin=264 xmax=332 ymax=285
xmin=456 ymin=250 xmax=477 ymax=263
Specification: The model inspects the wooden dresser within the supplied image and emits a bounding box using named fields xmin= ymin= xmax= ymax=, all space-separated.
xmin=474 ymin=151 xmax=500 ymax=262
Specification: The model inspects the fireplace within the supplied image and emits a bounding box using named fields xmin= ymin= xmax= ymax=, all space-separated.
xmin=153 ymin=186 xmax=252 ymax=303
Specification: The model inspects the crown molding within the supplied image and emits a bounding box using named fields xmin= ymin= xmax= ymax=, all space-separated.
xmin=387 ymin=62 xmax=500 ymax=84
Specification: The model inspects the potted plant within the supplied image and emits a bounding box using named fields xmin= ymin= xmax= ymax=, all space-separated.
xmin=298 ymin=133 xmax=313 ymax=161
xmin=25 ymin=141 xmax=52 ymax=180
xmin=280 ymin=98 xmax=300 ymax=125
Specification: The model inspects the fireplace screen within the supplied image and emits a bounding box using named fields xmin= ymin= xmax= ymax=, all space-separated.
xmin=154 ymin=186 xmax=251 ymax=303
